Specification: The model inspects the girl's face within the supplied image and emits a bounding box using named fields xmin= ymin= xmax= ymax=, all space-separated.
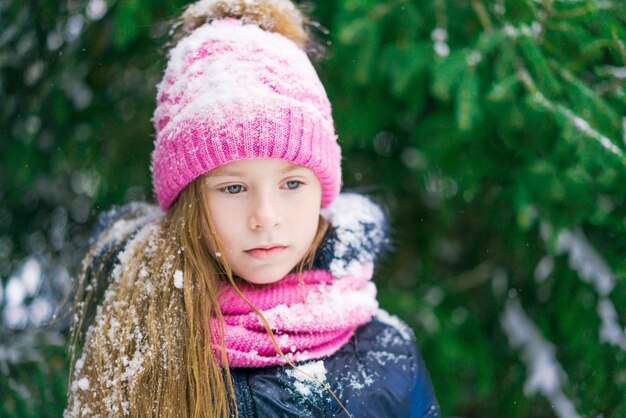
xmin=204 ymin=158 xmax=322 ymax=285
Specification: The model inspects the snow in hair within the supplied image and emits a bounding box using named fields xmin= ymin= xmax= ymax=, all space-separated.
xmin=181 ymin=0 xmax=308 ymax=48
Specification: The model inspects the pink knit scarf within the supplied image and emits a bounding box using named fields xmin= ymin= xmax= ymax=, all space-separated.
xmin=211 ymin=263 xmax=378 ymax=367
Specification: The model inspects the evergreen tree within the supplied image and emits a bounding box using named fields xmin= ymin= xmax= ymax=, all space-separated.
xmin=1 ymin=0 xmax=624 ymax=416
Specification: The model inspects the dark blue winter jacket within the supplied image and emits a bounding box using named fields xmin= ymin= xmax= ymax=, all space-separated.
xmin=230 ymin=315 xmax=440 ymax=417
xmin=84 ymin=198 xmax=440 ymax=417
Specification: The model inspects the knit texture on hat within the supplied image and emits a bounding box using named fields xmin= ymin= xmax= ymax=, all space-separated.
xmin=151 ymin=19 xmax=341 ymax=210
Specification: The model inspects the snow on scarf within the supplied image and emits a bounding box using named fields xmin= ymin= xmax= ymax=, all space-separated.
xmin=213 ymin=193 xmax=389 ymax=367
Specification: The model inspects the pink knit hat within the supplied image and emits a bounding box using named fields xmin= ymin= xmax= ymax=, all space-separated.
xmin=151 ymin=17 xmax=341 ymax=210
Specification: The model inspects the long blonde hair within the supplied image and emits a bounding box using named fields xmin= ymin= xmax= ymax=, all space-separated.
xmin=66 ymin=175 xmax=329 ymax=417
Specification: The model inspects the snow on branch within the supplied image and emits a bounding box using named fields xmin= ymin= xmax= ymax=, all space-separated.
xmin=555 ymin=228 xmax=613 ymax=296
xmin=501 ymin=298 xmax=580 ymax=418
xmin=514 ymin=63 xmax=626 ymax=167
xmin=597 ymin=299 xmax=626 ymax=350
xmin=545 ymin=225 xmax=626 ymax=351
xmin=531 ymin=92 xmax=626 ymax=166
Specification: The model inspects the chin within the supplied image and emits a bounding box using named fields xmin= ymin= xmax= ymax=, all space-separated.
xmin=239 ymin=268 xmax=290 ymax=285
xmin=245 ymin=276 xmax=285 ymax=285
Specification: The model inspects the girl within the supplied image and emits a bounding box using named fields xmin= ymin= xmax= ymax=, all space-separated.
xmin=65 ymin=0 xmax=440 ymax=416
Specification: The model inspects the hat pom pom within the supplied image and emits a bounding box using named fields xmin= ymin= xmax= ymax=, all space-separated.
xmin=181 ymin=0 xmax=308 ymax=49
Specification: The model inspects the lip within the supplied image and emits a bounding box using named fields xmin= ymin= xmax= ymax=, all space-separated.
xmin=244 ymin=245 xmax=286 ymax=260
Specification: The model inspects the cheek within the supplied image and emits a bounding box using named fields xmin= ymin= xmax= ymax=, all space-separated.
xmin=202 ymin=218 xmax=221 ymax=256
xmin=204 ymin=198 xmax=240 ymax=253
xmin=296 ymin=204 xmax=321 ymax=245
xmin=300 ymin=184 xmax=322 ymax=243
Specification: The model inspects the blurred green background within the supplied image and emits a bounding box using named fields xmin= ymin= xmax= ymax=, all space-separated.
xmin=1 ymin=0 xmax=626 ymax=416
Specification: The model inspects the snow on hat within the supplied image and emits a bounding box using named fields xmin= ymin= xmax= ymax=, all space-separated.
xmin=151 ymin=0 xmax=342 ymax=210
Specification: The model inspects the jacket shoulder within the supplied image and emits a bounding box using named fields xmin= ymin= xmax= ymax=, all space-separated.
xmin=324 ymin=310 xmax=440 ymax=417
xmin=83 ymin=202 xmax=161 ymax=282
xmin=90 ymin=202 xmax=162 ymax=248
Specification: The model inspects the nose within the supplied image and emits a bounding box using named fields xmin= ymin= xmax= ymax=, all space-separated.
xmin=249 ymin=190 xmax=281 ymax=231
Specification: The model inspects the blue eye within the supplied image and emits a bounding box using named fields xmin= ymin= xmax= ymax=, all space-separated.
xmin=222 ymin=185 xmax=244 ymax=194
xmin=284 ymin=180 xmax=302 ymax=190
